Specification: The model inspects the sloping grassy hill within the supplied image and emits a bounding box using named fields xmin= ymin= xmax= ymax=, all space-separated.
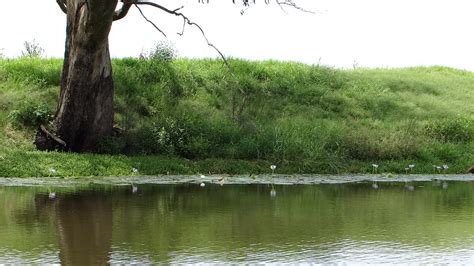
xmin=0 ymin=57 xmax=473 ymax=177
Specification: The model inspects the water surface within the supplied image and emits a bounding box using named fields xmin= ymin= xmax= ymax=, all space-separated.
xmin=0 ymin=181 xmax=473 ymax=263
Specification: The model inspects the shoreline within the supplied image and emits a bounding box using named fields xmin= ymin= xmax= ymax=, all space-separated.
xmin=0 ymin=174 xmax=473 ymax=187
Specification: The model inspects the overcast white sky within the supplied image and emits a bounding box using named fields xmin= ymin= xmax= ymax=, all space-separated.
xmin=1 ymin=0 xmax=474 ymax=70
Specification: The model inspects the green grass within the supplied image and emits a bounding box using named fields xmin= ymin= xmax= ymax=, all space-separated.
xmin=0 ymin=57 xmax=473 ymax=177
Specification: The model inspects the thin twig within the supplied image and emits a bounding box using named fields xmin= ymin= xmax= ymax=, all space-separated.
xmin=135 ymin=4 xmax=167 ymax=37
xmin=134 ymin=1 xmax=231 ymax=69
xmin=275 ymin=0 xmax=315 ymax=14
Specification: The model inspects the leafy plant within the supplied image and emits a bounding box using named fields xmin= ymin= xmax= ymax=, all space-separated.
xmin=8 ymin=101 xmax=53 ymax=129
xmin=424 ymin=117 xmax=473 ymax=143
xmin=139 ymin=41 xmax=177 ymax=62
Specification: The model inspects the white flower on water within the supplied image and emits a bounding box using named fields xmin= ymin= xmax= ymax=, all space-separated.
xmin=132 ymin=167 xmax=138 ymax=173
xmin=409 ymin=164 xmax=415 ymax=169
xmin=442 ymin=164 xmax=449 ymax=170
xmin=48 ymin=192 xmax=56 ymax=199
xmin=200 ymin=182 xmax=206 ymax=187
xmin=270 ymin=165 xmax=277 ymax=171
xmin=200 ymin=174 xmax=206 ymax=179
xmin=372 ymin=164 xmax=379 ymax=168
xmin=48 ymin=168 xmax=57 ymax=174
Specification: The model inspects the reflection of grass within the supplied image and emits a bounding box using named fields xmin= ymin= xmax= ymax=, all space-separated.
xmin=0 ymin=58 xmax=473 ymax=176
xmin=109 ymin=182 xmax=474 ymax=261
xmin=0 ymin=182 xmax=473 ymax=262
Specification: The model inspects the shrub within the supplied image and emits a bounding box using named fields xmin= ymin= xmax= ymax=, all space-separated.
xmin=98 ymin=136 xmax=127 ymax=154
xmin=124 ymin=124 xmax=158 ymax=155
xmin=152 ymin=117 xmax=189 ymax=155
xmin=139 ymin=41 xmax=177 ymax=62
xmin=21 ymin=40 xmax=45 ymax=58
xmin=340 ymin=123 xmax=423 ymax=161
xmin=8 ymin=101 xmax=53 ymax=128
xmin=424 ymin=117 xmax=473 ymax=143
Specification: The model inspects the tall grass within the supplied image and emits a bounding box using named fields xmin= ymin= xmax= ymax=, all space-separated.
xmin=0 ymin=57 xmax=473 ymax=177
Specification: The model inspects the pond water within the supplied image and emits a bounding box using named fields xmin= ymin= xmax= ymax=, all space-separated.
xmin=0 ymin=181 xmax=473 ymax=264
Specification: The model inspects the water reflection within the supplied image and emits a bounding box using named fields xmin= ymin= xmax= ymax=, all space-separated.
xmin=371 ymin=182 xmax=379 ymax=190
xmin=56 ymin=192 xmax=112 ymax=265
xmin=33 ymin=191 xmax=113 ymax=265
xmin=0 ymin=181 xmax=472 ymax=264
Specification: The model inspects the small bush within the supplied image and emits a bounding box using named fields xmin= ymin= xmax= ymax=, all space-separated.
xmin=340 ymin=123 xmax=423 ymax=161
xmin=124 ymin=124 xmax=158 ymax=154
xmin=424 ymin=117 xmax=473 ymax=143
xmin=152 ymin=117 xmax=189 ymax=155
xmin=139 ymin=41 xmax=177 ymax=62
xmin=8 ymin=101 xmax=53 ymax=128
xmin=98 ymin=136 xmax=127 ymax=154
xmin=21 ymin=40 xmax=44 ymax=58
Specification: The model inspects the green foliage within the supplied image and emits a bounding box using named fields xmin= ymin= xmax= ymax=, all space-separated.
xmin=139 ymin=41 xmax=177 ymax=62
xmin=0 ymin=58 xmax=473 ymax=176
xmin=424 ymin=117 xmax=473 ymax=143
xmin=8 ymin=100 xmax=53 ymax=129
xmin=340 ymin=120 xmax=424 ymax=161
xmin=0 ymin=57 xmax=61 ymax=87
xmin=98 ymin=136 xmax=127 ymax=155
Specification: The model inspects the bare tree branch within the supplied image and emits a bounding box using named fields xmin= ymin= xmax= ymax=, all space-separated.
xmin=276 ymin=0 xmax=314 ymax=14
xmin=228 ymin=1 xmax=312 ymax=16
xmin=129 ymin=0 xmax=310 ymax=70
xmin=56 ymin=0 xmax=67 ymax=14
xmin=135 ymin=4 xmax=167 ymax=37
xmin=114 ymin=1 xmax=133 ymax=21
xmin=134 ymin=1 xmax=230 ymax=68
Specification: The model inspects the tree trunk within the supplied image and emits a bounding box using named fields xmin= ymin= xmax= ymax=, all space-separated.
xmin=44 ymin=0 xmax=118 ymax=152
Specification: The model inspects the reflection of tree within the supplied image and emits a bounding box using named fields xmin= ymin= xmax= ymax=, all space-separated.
xmin=0 ymin=182 xmax=473 ymax=263
xmin=56 ymin=192 xmax=113 ymax=265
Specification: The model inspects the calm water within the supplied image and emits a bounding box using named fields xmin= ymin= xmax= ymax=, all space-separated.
xmin=0 ymin=181 xmax=473 ymax=264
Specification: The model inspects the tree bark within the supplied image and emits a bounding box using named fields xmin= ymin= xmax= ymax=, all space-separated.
xmin=48 ymin=0 xmax=118 ymax=152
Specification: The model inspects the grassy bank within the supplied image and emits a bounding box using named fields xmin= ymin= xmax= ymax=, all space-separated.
xmin=0 ymin=57 xmax=473 ymax=177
